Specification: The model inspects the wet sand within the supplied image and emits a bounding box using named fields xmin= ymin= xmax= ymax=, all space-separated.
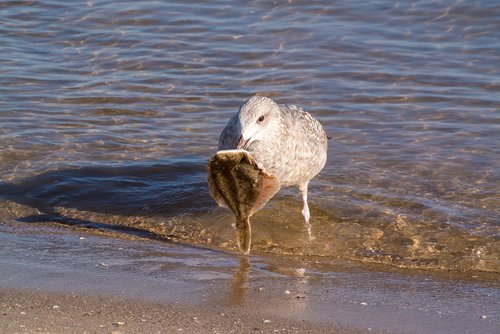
xmin=0 ymin=288 xmax=366 ymax=334
xmin=1 ymin=223 xmax=499 ymax=334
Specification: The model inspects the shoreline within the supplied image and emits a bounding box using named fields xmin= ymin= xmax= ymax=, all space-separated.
xmin=1 ymin=223 xmax=498 ymax=334
xmin=1 ymin=287 xmax=364 ymax=334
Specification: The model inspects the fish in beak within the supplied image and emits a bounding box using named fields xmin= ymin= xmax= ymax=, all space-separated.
xmin=207 ymin=149 xmax=280 ymax=254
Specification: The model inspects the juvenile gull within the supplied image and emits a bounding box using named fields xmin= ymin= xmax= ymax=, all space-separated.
xmin=218 ymin=95 xmax=328 ymax=239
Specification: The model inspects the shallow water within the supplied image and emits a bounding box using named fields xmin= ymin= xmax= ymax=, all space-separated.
xmin=0 ymin=0 xmax=499 ymax=272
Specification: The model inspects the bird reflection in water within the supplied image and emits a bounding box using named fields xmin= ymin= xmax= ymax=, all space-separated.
xmin=230 ymin=256 xmax=251 ymax=306
xmin=229 ymin=256 xmax=310 ymax=314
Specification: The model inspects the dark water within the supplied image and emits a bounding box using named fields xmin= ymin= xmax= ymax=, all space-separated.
xmin=1 ymin=0 xmax=499 ymax=273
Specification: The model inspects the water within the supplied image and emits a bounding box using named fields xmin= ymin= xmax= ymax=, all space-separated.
xmin=0 ymin=0 xmax=499 ymax=273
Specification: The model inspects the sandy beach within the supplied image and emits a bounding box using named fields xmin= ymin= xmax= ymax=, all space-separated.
xmin=1 ymin=223 xmax=499 ymax=334
xmin=1 ymin=288 xmax=367 ymax=334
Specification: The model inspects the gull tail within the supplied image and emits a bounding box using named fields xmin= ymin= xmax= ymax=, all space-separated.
xmin=235 ymin=217 xmax=251 ymax=255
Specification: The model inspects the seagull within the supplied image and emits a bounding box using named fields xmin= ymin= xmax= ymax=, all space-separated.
xmin=218 ymin=95 xmax=328 ymax=238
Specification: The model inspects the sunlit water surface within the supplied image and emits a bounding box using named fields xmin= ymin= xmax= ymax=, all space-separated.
xmin=1 ymin=0 xmax=499 ymax=273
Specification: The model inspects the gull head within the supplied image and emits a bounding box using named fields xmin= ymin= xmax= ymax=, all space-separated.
xmin=236 ymin=96 xmax=281 ymax=149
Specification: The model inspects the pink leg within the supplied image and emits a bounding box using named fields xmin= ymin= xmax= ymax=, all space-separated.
xmin=299 ymin=182 xmax=313 ymax=241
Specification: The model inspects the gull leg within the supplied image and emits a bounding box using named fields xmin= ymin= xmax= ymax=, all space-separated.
xmin=299 ymin=182 xmax=313 ymax=241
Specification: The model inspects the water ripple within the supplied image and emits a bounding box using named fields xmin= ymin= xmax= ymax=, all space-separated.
xmin=0 ymin=0 xmax=498 ymax=272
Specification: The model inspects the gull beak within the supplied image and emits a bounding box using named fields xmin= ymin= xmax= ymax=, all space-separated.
xmin=237 ymin=135 xmax=251 ymax=150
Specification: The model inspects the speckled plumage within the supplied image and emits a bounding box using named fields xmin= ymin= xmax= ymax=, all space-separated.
xmin=218 ymin=96 xmax=328 ymax=238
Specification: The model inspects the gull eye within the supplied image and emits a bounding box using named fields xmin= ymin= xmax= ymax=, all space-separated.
xmin=257 ymin=115 xmax=265 ymax=123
